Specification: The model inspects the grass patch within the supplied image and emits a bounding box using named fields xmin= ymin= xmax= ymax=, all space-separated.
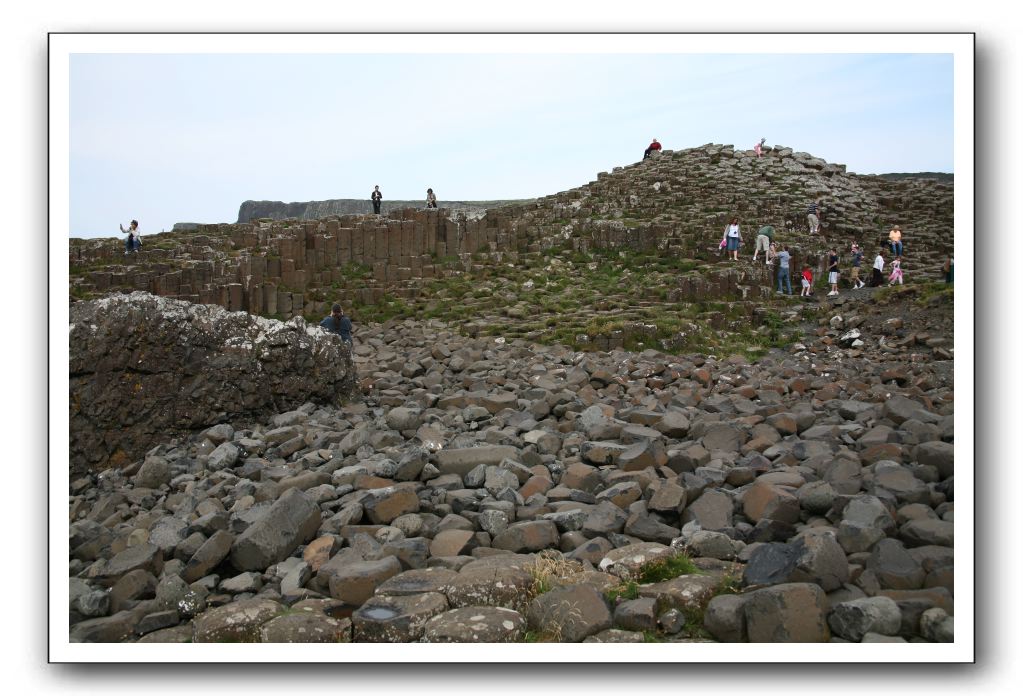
xmin=604 ymin=580 xmax=640 ymax=605
xmin=634 ymin=552 xmax=699 ymax=584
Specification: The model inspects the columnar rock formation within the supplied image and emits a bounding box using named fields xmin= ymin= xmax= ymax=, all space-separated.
xmin=69 ymin=143 xmax=954 ymax=326
xmin=237 ymin=198 xmax=527 ymax=223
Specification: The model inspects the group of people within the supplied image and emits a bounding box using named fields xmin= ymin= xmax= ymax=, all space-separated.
xmin=720 ymin=213 xmax=919 ymax=297
xmin=370 ymin=185 xmax=438 ymax=214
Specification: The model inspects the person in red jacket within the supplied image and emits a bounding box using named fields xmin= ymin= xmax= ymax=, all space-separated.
xmin=643 ymin=138 xmax=662 ymax=159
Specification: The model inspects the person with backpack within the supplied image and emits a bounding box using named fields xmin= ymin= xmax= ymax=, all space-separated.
xmin=319 ymin=303 xmax=354 ymax=346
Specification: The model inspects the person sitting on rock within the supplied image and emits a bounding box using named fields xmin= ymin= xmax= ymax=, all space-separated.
xmin=643 ymin=138 xmax=662 ymax=159
xmin=888 ymin=225 xmax=903 ymax=258
xmin=752 ymin=224 xmax=774 ymax=264
xmin=320 ymin=303 xmax=353 ymax=346
xmin=426 ymin=188 xmax=437 ymax=209
xmin=120 ymin=219 xmax=140 ymax=255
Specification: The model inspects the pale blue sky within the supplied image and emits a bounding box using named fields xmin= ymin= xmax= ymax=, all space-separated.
xmin=69 ymin=52 xmax=953 ymax=237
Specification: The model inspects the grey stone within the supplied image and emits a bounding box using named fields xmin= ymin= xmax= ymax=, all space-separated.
xmin=230 ymin=488 xmax=321 ymax=571
xmin=828 ymin=596 xmax=902 ymax=641
xmin=525 ymin=585 xmax=612 ymax=642
xmin=422 ymin=606 xmax=526 ymax=643
xmin=744 ymin=583 xmax=830 ymax=642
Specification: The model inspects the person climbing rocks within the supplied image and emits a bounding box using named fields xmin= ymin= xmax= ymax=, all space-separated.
xmin=827 ymin=248 xmax=840 ymax=296
xmin=752 ymin=224 xmax=774 ymax=264
xmin=426 ymin=188 xmax=437 ymax=209
xmin=888 ymin=224 xmax=903 ymax=258
xmin=871 ymin=248 xmax=886 ymax=287
xmin=722 ymin=216 xmax=742 ymax=261
xmin=754 ymin=137 xmax=766 ymax=158
xmin=800 ymin=265 xmax=814 ymax=297
xmin=371 ymin=185 xmax=383 ymax=215
xmin=807 ymin=200 xmax=821 ymax=234
xmin=643 ymin=138 xmax=662 ymax=159
xmin=776 ymin=245 xmax=792 ymax=295
xmin=120 ymin=219 xmax=140 ymax=255
xmin=850 ymin=243 xmax=865 ymax=289
xmin=888 ymin=257 xmax=904 ymax=286
xmin=320 ymin=303 xmax=354 ymax=346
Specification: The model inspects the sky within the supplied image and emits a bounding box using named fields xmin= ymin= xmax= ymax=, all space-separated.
xmin=67 ymin=49 xmax=954 ymax=238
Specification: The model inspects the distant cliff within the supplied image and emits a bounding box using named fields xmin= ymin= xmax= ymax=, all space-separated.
xmin=237 ymin=198 xmax=529 ymax=223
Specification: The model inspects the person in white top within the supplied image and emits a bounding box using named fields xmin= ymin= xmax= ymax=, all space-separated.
xmin=120 ymin=219 xmax=140 ymax=255
xmin=871 ymin=248 xmax=885 ymax=287
xmin=722 ymin=216 xmax=742 ymax=261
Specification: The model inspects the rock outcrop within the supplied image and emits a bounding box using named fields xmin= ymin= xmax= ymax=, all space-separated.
xmin=237 ymin=198 xmax=526 ymax=223
xmin=69 ymin=292 xmax=356 ymax=475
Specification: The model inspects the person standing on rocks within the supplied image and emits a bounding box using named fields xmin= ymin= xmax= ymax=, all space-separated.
xmin=850 ymin=243 xmax=865 ymax=289
xmin=320 ymin=303 xmax=354 ymax=346
xmin=888 ymin=225 xmax=903 ymax=258
xmin=752 ymin=225 xmax=774 ymax=264
xmin=426 ymin=188 xmax=437 ymax=209
xmin=943 ymin=256 xmax=954 ymax=284
xmin=643 ymin=138 xmax=661 ymax=159
xmin=776 ymin=245 xmax=792 ymax=294
xmin=120 ymin=219 xmax=140 ymax=255
xmin=371 ymin=185 xmax=383 ymax=215
xmin=807 ymin=200 xmax=821 ymax=234
xmin=871 ymin=248 xmax=886 ymax=287
xmin=722 ymin=216 xmax=742 ymax=261
xmin=754 ymin=137 xmax=766 ymax=158
xmin=827 ymin=248 xmax=840 ymax=297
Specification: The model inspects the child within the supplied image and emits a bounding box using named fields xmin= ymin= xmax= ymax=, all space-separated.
xmin=801 ymin=265 xmax=813 ymax=297
xmin=888 ymin=258 xmax=904 ymax=286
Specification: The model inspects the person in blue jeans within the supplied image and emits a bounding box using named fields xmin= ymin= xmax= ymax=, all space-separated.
xmin=776 ymin=245 xmax=792 ymax=294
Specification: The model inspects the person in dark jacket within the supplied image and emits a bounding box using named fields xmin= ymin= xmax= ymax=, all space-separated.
xmin=320 ymin=303 xmax=353 ymax=345
xmin=371 ymin=186 xmax=382 ymax=215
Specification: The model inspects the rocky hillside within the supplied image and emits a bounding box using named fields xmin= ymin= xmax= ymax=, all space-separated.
xmin=68 ymin=283 xmax=953 ymax=644
xmin=237 ymin=198 xmax=529 ymax=223
xmin=69 ymin=143 xmax=953 ymax=361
